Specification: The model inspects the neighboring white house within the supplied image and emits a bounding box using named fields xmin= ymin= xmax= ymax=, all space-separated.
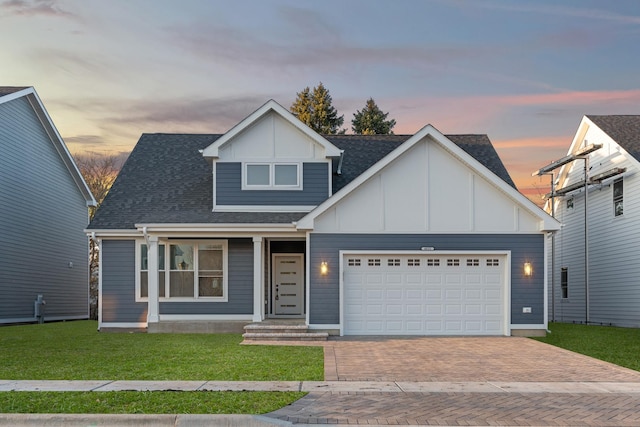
xmin=0 ymin=87 xmax=96 ymax=324
xmin=88 ymin=99 xmax=559 ymax=337
xmin=547 ymin=115 xmax=640 ymax=327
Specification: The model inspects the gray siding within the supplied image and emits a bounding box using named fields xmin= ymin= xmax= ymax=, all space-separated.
xmin=0 ymin=96 xmax=89 ymax=323
xmin=309 ymin=234 xmax=544 ymax=326
xmin=216 ymin=162 xmax=328 ymax=206
xmin=100 ymin=239 xmax=254 ymax=322
xmin=102 ymin=240 xmax=145 ymax=323
xmin=551 ymin=169 xmax=640 ymax=327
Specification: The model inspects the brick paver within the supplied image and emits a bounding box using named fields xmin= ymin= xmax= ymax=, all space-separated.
xmin=266 ymin=336 xmax=640 ymax=425
xmin=270 ymin=391 xmax=640 ymax=426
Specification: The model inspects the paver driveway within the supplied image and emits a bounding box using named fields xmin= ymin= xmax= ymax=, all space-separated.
xmin=267 ymin=336 xmax=640 ymax=426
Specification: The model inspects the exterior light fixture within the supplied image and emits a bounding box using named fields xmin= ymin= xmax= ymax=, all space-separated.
xmin=524 ymin=262 xmax=533 ymax=277
xmin=320 ymin=262 xmax=328 ymax=276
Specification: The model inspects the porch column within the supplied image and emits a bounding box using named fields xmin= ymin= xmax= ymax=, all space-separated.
xmin=252 ymin=237 xmax=263 ymax=322
xmin=147 ymin=235 xmax=159 ymax=324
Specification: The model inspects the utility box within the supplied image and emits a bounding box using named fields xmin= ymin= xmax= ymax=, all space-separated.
xmin=34 ymin=294 xmax=46 ymax=324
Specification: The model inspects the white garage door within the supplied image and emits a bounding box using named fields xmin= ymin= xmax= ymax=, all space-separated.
xmin=343 ymin=253 xmax=506 ymax=336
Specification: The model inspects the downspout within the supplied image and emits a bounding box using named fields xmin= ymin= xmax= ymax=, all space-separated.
xmin=336 ymin=151 xmax=344 ymax=175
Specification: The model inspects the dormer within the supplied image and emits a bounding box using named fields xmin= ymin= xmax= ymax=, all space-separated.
xmin=202 ymin=100 xmax=342 ymax=212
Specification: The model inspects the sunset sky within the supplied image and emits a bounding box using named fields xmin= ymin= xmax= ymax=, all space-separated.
xmin=2 ymin=0 xmax=639 ymax=202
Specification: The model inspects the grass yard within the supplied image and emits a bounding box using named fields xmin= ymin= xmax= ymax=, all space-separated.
xmin=0 ymin=320 xmax=323 ymax=380
xmin=535 ymin=322 xmax=640 ymax=372
xmin=0 ymin=321 xmax=321 ymax=414
xmin=0 ymin=391 xmax=305 ymax=414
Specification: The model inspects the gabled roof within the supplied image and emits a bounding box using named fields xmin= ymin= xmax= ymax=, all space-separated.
xmin=587 ymin=115 xmax=640 ymax=161
xmin=0 ymin=86 xmax=96 ymax=206
xmin=298 ymin=125 xmax=557 ymax=231
xmin=89 ymin=130 xmax=521 ymax=230
xmin=202 ymin=99 xmax=342 ymax=158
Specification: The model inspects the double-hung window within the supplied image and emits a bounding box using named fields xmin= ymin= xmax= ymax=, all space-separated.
xmin=244 ymin=163 xmax=300 ymax=189
xmin=138 ymin=240 xmax=228 ymax=301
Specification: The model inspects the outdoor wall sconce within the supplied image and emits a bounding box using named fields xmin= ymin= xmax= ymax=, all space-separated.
xmin=524 ymin=262 xmax=533 ymax=277
xmin=320 ymin=261 xmax=329 ymax=276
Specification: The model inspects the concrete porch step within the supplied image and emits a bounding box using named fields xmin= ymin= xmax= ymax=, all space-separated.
xmin=242 ymin=322 xmax=328 ymax=342
xmin=242 ymin=332 xmax=329 ymax=341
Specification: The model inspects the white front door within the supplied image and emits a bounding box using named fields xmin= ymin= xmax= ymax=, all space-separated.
xmin=272 ymin=254 xmax=304 ymax=316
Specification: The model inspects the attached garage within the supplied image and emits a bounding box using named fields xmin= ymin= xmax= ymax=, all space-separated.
xmin=341 ymin=252 xmax=509 ymax=336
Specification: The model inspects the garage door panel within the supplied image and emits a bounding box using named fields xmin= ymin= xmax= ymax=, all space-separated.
xmin=343 ymin=254 xmax=506 ymax=336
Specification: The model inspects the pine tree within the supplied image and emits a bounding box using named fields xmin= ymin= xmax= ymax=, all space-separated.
xmin=351 ymin=98 xmax=396 ymax=135
xmin=290 ymin=82 xmax=344 ymax=134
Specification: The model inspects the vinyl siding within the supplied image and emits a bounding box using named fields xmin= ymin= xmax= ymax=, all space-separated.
xmin=216 ymin=162 xmax=328 ymax=206
xmin=101 ymin=240 xmax=144 ymax=323
xmin=309 ymin=233 xmax=544 ymax=326
xmin=551 ymin=155 xmax=640 ymax=327
xmin=0 ymin=96 xmax=89 ymax=323
xmin=100 ymin=239 xmax=254 ymax=322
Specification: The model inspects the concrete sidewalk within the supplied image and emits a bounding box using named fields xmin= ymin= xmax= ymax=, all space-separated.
xmin=2 ymin=379 xmax=640 ymax=393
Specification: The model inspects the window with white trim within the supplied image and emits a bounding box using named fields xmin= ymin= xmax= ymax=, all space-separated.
xmin=138 ymin=240 xmax=228 ymax=301
xmin=244 ymin=163 xmax=301 ymax=189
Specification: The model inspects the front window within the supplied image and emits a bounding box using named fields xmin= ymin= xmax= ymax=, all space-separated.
xmin=138 ymin=240 xmax=228 ymax=301
xmin=244 ymin=163 xmax=300 ymax=189
xmin=561 ymin=267 xmax=568 ymax=299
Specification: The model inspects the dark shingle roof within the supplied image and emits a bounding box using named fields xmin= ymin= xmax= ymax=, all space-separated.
xmin=89 ymin=132 xmax=515 ymax=230
xmin=587 ymin=115 xmax=640 ymax=161
xmin=0 ymin=86 xmax=30 ymax=97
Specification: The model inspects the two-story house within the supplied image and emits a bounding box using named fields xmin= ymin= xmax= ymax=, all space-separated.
xmin=88 ymin=100 xmax=559 ymax=336
xmin=0 ymin=86 xmax=96 ymax=324
xmin=547 ymin=115 xmax=640 ymax=327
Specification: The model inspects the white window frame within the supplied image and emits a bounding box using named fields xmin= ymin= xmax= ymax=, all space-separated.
xmin=242 ymin=162 xmax=302 ymax=190
xmin=136 ymin=239 xmax=229 ymax=302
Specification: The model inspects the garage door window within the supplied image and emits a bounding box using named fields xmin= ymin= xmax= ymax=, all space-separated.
xmin=408 ymin=258 xmax=421 ymax=266
xmin=368 ymin=259 xmax=381 ymax=266
xmin=447 ymin=258 xmax=460 ymax=266
xmin=348 ymin=258 xmax=361 ymax=266
xmin=427 ymin=258 xmax=440 ymax=266
xmin=487 ymin=259 xmax=500 ymax=266
xmin=388 ymin=258 xmax=401 ymax=266
xmin=466 ymin=259 xmax=479 ymax=267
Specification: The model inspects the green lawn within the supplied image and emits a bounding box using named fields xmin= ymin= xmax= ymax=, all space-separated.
xmin=0 ymin=320 xmax=321 ymax=414
xmin=535 ymin=322 xmax=640 ymax=372
xmin=0 ymin=320 xmax=323 ymax=380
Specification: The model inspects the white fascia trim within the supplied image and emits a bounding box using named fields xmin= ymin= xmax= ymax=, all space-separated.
xmin=85 ymin=229 xmax=141 ymax=238
xmin=213 ymin=205 xmax=315 ymax=213
xmin=159 ymin=314 xmax=253 ymax=321
xmin=0 ymin=87 xmax=34 ymax=104
xmin=201 ymin=100 xmax=342 ymax=158
xmin=135 ymin=223 xmax=299 ymax=234
xmin=99 ymin=322 xmax=147 ymax=329
xmin=22 ymin=89 xmax=97 ymax=206
xmin=297 ymin=125 xmax=559 ymax=231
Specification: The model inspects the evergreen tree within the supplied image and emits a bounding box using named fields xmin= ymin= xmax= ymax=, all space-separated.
xmin=351 ymin=98 xmax=396 ymax=135
xmin=290 ymin=82 xmax=344 ymax=134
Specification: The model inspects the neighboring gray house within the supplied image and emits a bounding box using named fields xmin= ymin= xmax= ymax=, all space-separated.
xmin=547 ymin=115 xmax=640 ymax=327
xmin=0 ymin=87 xmax=96 ymax=324
xmin=88 ymin=100 xmax=559 ymax=336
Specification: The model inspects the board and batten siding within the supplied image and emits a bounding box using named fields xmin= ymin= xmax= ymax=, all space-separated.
xmin=215 ymin=162 xmax=329 ymax=206
xmin=0 ymin=96 xmax=89 ymax=323
xmin=551 ymin=137 xmax=640 ymax=327
xmin=100 ymin=239 xmax=254 ymax=324
xmin=308 ymin=233 xmax=544 ymax=326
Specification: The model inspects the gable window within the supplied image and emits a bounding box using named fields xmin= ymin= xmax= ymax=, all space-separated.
xmin=613 ymin=178 xmax=623 ymax=217
xmin=244 ymin=163 xmax=301 ymax=189
xmin=137 ymin=240 xmax=228 ymax=301
xmin=561 ymin=267 xmax=568 ymax=299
